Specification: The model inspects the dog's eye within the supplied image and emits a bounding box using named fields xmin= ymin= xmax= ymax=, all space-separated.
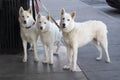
xmin=67 ymin=19 xmax=70 ymax=21
xmin=27 ymin=16 xmax=29 ymax=18
xmin=22 ymin=16 xmax=24 ymax=18
xmin=44 ymin=22 xmax=46 ymax=24
xmin=39 ymin=21 xmax=41 ymax=23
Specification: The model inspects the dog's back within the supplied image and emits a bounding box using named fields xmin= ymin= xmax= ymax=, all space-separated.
xmin=69 ymin=20 xmax=108 ymax=46
xmin=80 ymin=20 xmax=108 ymax=34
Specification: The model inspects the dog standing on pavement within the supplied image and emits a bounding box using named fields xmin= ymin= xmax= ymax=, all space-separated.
xmin=60 ymin=8 xmax=110 ymax=71
xmin=19 ymin=7 xmax=39 ymax=62
xmin=36 ymin=13 xmax=62 ymax=64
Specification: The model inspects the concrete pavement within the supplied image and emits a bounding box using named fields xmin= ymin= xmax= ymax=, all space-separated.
xmin=36 ymin=0 xmax=120 ymax=80
xmin=0 ymin=0 xmax=120 ymax=80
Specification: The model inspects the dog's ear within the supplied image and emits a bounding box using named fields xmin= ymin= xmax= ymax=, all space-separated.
xmin=70 ymin=11 xmax=76 ymax=19
xmin=28 ymin=7 xmax=32 ymax=14
xmin=37 ymin=12 xmax=41 ymax=19
xmin=36 ymin=12 xmax=41 ymax=22
xmin=46 ymin=15 xmax=51 ymax=21
xmin=19 ymin=7 xmax=24 ymax=14
xmin=61 ymin=8 xmax=65 ymax=15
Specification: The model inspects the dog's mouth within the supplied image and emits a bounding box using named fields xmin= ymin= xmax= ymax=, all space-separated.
xmin=25 ymin=26 xmax=31 ymax=29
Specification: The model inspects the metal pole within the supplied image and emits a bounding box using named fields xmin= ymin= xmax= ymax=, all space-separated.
xmin=32 ymin=0 xmax=35 ymax=19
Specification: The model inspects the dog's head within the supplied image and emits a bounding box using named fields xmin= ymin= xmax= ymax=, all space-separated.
xmin=19 ymin=7 xmax=35 ymax=28
xmin=36 ymin=13 xmax=51 ymax=33
xmin=60 ymin=8 xmax=76 ymax=33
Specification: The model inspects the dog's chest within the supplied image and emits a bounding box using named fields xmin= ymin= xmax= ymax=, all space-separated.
xmin=63 ymin=32 xmax=76 ymax=47
xmin=21 ymin=29 xmax=36 ymax=42
xmin=40 ymin=32 xmax=54 ymax=44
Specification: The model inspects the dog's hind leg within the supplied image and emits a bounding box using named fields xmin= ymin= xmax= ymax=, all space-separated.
xmin=28 ymin=43 xmax=34 ymax=51
xmin=92 ymin=39 xmax=102 ymax=61
xmin=33 ymin=41 xmax=39 ymax=62
xmin=54 ymin=41 xmax=61 ymax=55
xmin=22 ymin=40 xmax=27 ymax=62
xmin=99 ymin=36 xmax=110 ymax=63
xmin=49 ymin=45 xmax=53 ymax=64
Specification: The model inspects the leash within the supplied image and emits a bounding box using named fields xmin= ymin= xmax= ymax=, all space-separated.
xmin=38 ymin=0 xmax=60 ymax=29
xmin=34 ymin=0 xmax=39 ymax=13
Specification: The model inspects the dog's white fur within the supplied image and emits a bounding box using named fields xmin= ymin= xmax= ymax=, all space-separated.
xmin=36 ymin=13 xmax=62 ymax=64
xmin=19 ymin=7 xmax=39 ymax=62
xmin=60 ymin=8 xmax=110 ymax=71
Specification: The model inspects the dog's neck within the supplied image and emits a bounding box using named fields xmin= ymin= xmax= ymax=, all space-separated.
xmin=25 ymin=22 xmax=35 ymax=29
xmin=62 ymin=22 xmax=77 ymax=35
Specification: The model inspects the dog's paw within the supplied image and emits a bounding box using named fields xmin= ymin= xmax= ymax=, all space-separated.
xmin=49 ymin=61 xmax=53 ymax=65
xmin=70 ymin=68 xmax=77 ymax=72
xmin=34 ymin=57 xmax=39 ymax=62
xmin=42 ymin=59 xmax=48 ymax=64
xmin=96 ymin=57 xmax=102 ymax=61
xmin=106 ymin=59 xmax=110 ymax=63
xmin=63 ymin=65 xmax=70 ymax=70
xmin=28 ymin=48 xmax=34 ymax=51
xmin=22 ymin=58 xmax=27 ymax=63
xmin=53 ymin=52 xmax=58 ymax=55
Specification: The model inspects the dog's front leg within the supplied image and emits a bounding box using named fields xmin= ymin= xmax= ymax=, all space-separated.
xmin=42 ymin=45 xmax=48 ymax=64
xmin=33 ymin=41 xmax=39 ymax=62
xmin=71 ymin=46 xmax=78 ymax=71
xmin=49 ymin=45 xmax=53 ymax=64
xmin=22 ymin=40 xmax=27 ymax=62
xmin=63 ymin=47 xmax=72 ymax=70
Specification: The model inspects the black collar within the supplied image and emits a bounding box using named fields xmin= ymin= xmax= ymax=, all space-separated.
xmin=25 ymin=22 xmax=35 ymax=29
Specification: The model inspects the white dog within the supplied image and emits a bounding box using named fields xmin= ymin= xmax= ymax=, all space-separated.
xmin=19 ymin=7 xmax=39 ymax=62
xmin=60 ymin=8 xmax=110 ymax=71
xmin=36 ymin=13 xmax=62 ymax=64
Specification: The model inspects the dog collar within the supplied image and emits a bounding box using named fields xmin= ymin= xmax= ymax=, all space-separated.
xmin=26 ymin=22 xmax=35 ymax=29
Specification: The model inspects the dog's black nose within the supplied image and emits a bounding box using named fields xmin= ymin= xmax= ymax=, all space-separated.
xmin=62 ymin=23 xmax=66 ymax=28
xmin=40 ymin=27 xmax=43 ymax=30
xmin=24 ymin=20 xmax=26 ymax=24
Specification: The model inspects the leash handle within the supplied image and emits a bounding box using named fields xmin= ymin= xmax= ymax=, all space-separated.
xmin=38 ymin=0 xmax=60 ymax=29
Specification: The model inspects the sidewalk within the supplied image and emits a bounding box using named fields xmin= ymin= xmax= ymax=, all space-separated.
xmin=80 ymin=0 xmax=106 ymax=5
xmin=36 ymin=0 xmax=120 ymax=80
xmin=0 ymin=0 xmax=120 ymax=80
